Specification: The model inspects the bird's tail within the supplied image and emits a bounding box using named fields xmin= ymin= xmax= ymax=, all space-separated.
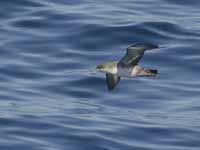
xmin=142 ymin=68 xmax=158 ymax=76
xmin=149 ymin=69 xmax=158 ymax=75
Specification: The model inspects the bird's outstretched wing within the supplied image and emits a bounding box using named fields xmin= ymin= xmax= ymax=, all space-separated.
xmin=119 ymin=43 xmax=159 ymax=67
xmin=106 ymin=73 xmax=120 ymax=90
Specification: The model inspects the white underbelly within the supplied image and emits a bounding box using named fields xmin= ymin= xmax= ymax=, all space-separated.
xmin=117 ymin=65 xmax=142 ymax=77
xmin=117 ymin=67 xmax=133 ymax=77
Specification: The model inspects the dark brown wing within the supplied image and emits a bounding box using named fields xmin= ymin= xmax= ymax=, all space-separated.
xmin=119 ymin=43 xmax=159 ymax=67
xmin=106 ymin=73 xmax=120 ymax=90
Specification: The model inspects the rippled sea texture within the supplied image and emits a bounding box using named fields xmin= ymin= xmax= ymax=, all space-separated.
xmin=0 ymin=0 xmax=200 ymax=149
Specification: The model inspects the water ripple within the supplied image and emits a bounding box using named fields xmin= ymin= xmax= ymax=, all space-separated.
xmin=0 ymin=0 xmax=200 ymax=149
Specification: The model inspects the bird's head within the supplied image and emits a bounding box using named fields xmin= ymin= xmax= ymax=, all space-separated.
xmin=96 ymin=62 xmax=118 ymax=74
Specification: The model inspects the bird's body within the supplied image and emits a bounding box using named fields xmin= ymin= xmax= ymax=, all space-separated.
xmin=96 ymin=43 xmax=159 ymax=90
xmin=97 ymin=61 xmax=157 ymax=77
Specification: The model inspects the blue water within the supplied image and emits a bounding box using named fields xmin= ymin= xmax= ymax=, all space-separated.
xmin=0 ymin=0 xmax=200 ymax=149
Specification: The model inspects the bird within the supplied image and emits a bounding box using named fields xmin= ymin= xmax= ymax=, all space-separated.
xmin=96 ymin=43 xmax=159 ymax=90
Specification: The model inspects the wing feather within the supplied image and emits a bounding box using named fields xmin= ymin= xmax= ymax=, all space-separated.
xmin=119 ymin=43 xmax=158 ymax=66
xmin=106 ymin=73 xmax=120 ymax=90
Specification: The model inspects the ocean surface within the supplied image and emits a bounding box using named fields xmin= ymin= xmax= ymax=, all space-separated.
xmin=0 ymin=0 xmax=200 ymax=149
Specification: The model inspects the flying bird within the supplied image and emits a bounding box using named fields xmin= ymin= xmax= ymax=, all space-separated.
xmin=96 ymin=43 xmax=159 ymax=90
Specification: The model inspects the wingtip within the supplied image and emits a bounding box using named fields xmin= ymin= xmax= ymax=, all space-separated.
xmin=129 ymin=42 xmax=159 ymax=50
xmin=107 ymin=85 xmax=115 ymax=90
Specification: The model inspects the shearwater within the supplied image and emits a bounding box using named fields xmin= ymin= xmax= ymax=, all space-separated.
xmin=96 ymin=43 xmax=159 ymax=90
